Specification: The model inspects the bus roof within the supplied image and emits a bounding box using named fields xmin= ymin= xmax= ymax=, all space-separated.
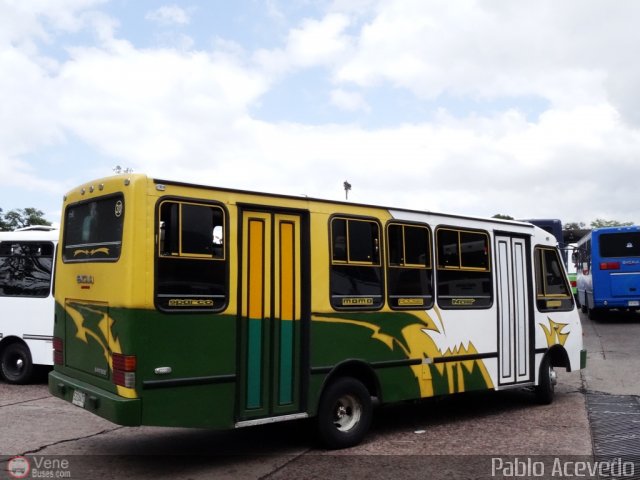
xmin=591 ymin=225 xmax=640 ymax=234
xmin=147 ymin=175 xmax=536 ymax=230
xmin=0 ymin=228 xmax=59 ymax=242
xmin=65 ymin=173 xmax=545 ymax=234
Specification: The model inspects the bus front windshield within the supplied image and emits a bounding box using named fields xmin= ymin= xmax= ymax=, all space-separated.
xmin=63 ymin=195 xmax=124 ymax=262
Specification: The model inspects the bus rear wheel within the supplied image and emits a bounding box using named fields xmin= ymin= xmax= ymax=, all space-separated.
xmin=0 ymin=342 xmax=33 ymax=384
xmin=316 ymin=377 xmax=372 ymax=449
xmin=587 ymin=307 xmax=600 ymax=320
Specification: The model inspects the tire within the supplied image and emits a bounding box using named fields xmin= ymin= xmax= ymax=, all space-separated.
xmin=587 ymin=307 xmax=600 ymax=320
xmin=0 ymin=342 xmax=34 ymax=384
xmin=578 ymin=293 xmax=587 ymax=313
xmin=534 ymin=355 xmax=556 ymax=405
xmin=316 ymin=377 xmax=372 ymax=449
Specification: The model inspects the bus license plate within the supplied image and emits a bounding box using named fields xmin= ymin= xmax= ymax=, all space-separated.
xmin=72 ymin=390 xmax=86 ymax=408
xmin=629 ymin=301 xmax=639 ymax=307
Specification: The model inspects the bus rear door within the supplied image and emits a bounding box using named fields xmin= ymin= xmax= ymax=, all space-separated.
xmin=236 ymin=209 xmax=308 ymax=425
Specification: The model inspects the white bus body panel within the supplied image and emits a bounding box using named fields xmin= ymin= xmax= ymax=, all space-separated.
xmin=389 ymin=210 xmax=583 ymax=390
xmin=0 ymin=228 xmax=58 ymax=369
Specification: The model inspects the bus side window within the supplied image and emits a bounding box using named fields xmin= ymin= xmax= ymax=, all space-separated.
xmin=156 ymin=200 xmax=227 ymax=313
xmin=386 ymin=222 xmax=434 ymax=310
xmin=534 ymin=247 xmax=573 ymax=312
xmin=159 ymin=202 xmax=179 ymax=255
xmin=435 ymin=228 xmax=492 ymax=309
xmin=581 ymin=240 xmax=592 ymax=275
xmin=330 ymin=217 xmax=383 ymax=310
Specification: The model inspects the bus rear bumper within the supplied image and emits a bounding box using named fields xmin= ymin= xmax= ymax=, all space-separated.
xmin=49 ymin=370 xmax=141 ymax=426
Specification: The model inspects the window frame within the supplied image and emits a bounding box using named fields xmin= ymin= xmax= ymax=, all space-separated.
xmin=155 ymin=198 xmax=229 ymax=313
xmin=385 ymin=221 xmax=434 ymax=310
xmin=62 ymin=193 xmax=125 ymax=263
xmin=329 ymin=215 xmax=384 ymax=311
xmin=330 ymin=216 xmax=382 ymax=267
xmin=534 ymin=246 xmax=573 ymax=312
xmin=435 ymin=226 xmax=493 ymax=309
xmin=157 ymin=199 xmax=226 ymax=261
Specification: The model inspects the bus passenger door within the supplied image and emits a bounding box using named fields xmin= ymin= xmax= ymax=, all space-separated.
xmin=495 ymin=234 xmax=532 ymax=385
xmin=237 ymin=210 xmax=305 ymax=421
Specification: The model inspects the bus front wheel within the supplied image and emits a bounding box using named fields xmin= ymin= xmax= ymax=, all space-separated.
xmin=535 ymin=355 xmax=556 ymax=405
xmin=0 ymin=342 xmax=34 ymax=384
xmin=316 ymin=377 xmax=372 ymax=449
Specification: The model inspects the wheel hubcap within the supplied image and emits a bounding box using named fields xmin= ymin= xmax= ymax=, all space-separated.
xmin=333 ymin=394 xmax=362 ymax=432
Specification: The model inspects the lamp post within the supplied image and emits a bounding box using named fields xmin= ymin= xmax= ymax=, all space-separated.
xmin=343 ymin=180 xmax=352 ymax=200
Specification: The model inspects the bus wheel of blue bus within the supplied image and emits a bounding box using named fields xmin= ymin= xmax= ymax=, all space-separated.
xmin=316 ymin=377 xmax=372 ymax=449
xmin=534 ymin=355 xmax=556 ymax=405
xmin=0 ymin=342 xmax=33 ymax=384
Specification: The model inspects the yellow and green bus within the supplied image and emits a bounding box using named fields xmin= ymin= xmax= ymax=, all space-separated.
xmin=49 ymin=174 xmax=586 ymax=448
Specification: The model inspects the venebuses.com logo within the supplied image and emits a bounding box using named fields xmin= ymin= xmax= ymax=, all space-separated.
xmin=6 ymin=456 xmax=71 ymax=479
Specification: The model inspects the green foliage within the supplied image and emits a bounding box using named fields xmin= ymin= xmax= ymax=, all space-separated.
xmin=0 ymin=208 xmax=51 ymax=231
xmin=492 ymin=214 xmax=514 ymax=220
xmin=590 ymin=218 xmax=634 ymax=228
xmin=563 ymin=221 xmax=586 ymax=230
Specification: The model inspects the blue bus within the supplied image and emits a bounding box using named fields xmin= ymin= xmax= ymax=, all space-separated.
xmin=576 ymin=226 xmax=640 ymax=319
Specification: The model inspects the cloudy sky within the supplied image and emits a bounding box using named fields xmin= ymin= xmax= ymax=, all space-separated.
xmin=2 ymin=0 xmax=640 ymax=226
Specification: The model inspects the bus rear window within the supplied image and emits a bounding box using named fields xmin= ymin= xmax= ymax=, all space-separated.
xmin=63 ymin=195 xmax=124 ymax=262
xmin=599 ymin=232 xmax=640 ymax=258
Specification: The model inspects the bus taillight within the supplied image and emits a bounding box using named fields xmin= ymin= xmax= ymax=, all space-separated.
xmin=599 ymin=262 xmax=621 ymax=270
xmin=112 ymin=353 xmax=137 ymax=389
xmin=53 ymin=337 xmax=64 ymax=365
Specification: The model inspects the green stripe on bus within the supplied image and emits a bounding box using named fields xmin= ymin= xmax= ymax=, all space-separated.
xmin=279 ymin=319 xmax=293 ymax=405
xmin=247 ymin=318 xmax=262 ymax=409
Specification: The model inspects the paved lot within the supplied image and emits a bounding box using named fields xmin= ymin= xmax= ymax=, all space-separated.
xmin=1 ymin=310 xmax=638 ymax=479
xmin=581 ymin=310 xmax=640 ymax=396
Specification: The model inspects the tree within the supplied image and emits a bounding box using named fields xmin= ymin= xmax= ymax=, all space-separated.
xmin=590 ymin=218 xmax=634 ymax=228
xmin=0 ymin=208 xmax=8 ymax=231
xmin=563 ymin=221 xmax=590 ymax=243
xmin=492 ymin=214 xmax=514 ymax=220
xmin=0 ymin=208 xmax=51 ymax=231
xmin=563 ymin=221 xmax=586 ymax=231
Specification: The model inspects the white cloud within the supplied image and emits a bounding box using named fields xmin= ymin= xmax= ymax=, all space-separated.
xmin=330 ymin=88 xmax=370 ymax=112
xmin=0 ymin=1 xmax=101 ymax=196
xmin=136 ymin=101 xmax=640 ymax=224
xmin=0 ymin=0 xmax=106 ymax=48
xmin=4 ymin=0 xmax=640 ymax=227
xmin=145 ymin=5 xmax=191 ymax=26
xmin=255 ymin=12 xmax=352 ymax=75
xmin=56 ymin=43 xmax=269 ymax=169
xmin=286 ymin=13 xmax=351 ymax=67
xmin=330 ymin=0 xmax=637 ymax=115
